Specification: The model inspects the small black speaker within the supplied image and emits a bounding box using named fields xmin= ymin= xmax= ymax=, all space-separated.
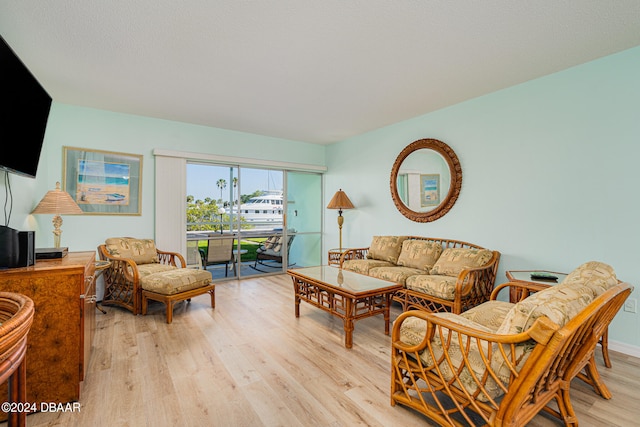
xmin=0 ymin=225 xmax=19 ymax=268
xmin=18 ymin=230 xmax=35 ymax=267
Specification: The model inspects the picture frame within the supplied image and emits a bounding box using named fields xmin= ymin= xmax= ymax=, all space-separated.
xmin=420 ymin=173 xmax=440 ymax=207
xmin=63 ymin=147 xmax=143 ymax=215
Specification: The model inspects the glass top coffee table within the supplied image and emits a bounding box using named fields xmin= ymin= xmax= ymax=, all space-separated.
xmin=287 ymin=266 xmax=402 ymax=349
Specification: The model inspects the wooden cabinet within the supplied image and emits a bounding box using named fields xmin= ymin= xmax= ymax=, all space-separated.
xmin=0 ymin=251 xmax=96 ymax=420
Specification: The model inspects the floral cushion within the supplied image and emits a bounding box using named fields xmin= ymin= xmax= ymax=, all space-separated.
xmin=368 ymin=266 xmax=425 ymax=285
xmin=140 ymin=268 xmax=212 ymax=295
xmin=137 ymin=263 xmax=177 ymax=278
xmin=405 ymin=274 xmax=458 ymax=300
xmin=342 ymin=259 xmax=394 ymax=275
xmin=366 ymin=236 xmax=409 ymax=263
xmin=105 ymin=237 xmax=159 ymax=264
xmin=461 ymin=300 xmax=515 ymax=332
xmin=396 ymin=240 xmax=443 ymax=271
xmin=430 ymin=248 xmax=493 ymax=277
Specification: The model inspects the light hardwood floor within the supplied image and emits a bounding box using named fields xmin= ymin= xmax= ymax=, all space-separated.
xmin=7 ymin=274 xmax=640 ymax=427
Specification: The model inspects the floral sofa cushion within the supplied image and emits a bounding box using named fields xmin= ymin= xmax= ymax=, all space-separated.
xmin=366 ymin=235 xmax=409 ymax=264
xmin=105 ymin=237 xmax=159 ymax=264
xmin=461 ymin=300 xmax=515 ymax=331
xmin=405 ymin=274 xmax=459 ymax=300
xmin=368 ymin=266 xmax=425 ymax=285
xmin=396 ymin=239 xmax=443 ymax=271
xmin=342 ymin=259 xmax=394 ymax=275
xmin=429 ymin=247 xmax=493 ymax=277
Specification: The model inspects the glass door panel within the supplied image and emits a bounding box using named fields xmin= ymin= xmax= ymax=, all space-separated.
xmin=285 ymin=171 xmax=322 ymax=269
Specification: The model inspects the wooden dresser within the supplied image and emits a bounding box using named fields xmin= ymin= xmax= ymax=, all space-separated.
xmin=0 ymin=251 xmax=96 ymax=420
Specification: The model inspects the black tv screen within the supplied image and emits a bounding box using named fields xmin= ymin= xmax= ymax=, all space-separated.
xmin=0 ymin=35 xmax=52 ymax=178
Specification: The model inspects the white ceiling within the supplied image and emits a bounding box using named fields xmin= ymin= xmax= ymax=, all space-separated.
xmin=2 ymin=1 xmax=640 ymax=144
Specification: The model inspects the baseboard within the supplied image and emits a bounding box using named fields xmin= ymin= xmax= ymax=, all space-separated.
xmin=608 ymin=339 xmax=640 ymax=359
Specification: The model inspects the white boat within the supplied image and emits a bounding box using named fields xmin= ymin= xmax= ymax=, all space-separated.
xmin=232 ymin=190 xmax=283 ymax=224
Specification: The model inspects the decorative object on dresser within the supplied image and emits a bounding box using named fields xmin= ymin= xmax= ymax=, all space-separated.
xmin=97 ymin=237 xmax=214 ymax=323
xmin=0 ymin=292 xmax=35 ymax=427
xmin=30 ymin=181 xmax=83 ymax=248
xmin=340 ymin=236 xmax=500 ymax=314
xmin=391 ymin=261 xmax=633 ymax=427
xmin=0 ymin=252 xmax=96 ymax=422
xmin=326 ymin=189 xmax=355 ymax=252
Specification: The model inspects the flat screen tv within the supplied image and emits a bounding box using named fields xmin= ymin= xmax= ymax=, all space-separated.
xmin=0 ymin=35 xmax=52 ymax=178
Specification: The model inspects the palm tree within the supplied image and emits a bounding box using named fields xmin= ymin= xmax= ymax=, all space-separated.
xmin=216 ymin=179 xmax=227 ymax=203
xmin=232 ymin=177 xmax=238 ymax=205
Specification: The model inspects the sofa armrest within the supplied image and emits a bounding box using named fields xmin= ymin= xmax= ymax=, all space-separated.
xmin=450 ymin=250 xmax=501 ymax=310
xmin=339 ymin=247 xmax=369 ymax=267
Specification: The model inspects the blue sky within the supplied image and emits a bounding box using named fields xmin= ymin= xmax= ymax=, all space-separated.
xmin=187 ymin=164 xmax=283 ymax=202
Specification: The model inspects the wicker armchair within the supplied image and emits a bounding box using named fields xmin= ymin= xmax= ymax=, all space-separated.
xmin=0 ymin=292 xmax=35 ymax=426
xmin=391 ymin=263 xmax=632 ymax=427
xmin=97 ymin=237 xmax=214 ymax=323
xmin=340 ymin=237 xmax=500 ymax=314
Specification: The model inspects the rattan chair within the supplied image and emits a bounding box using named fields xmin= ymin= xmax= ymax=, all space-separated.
xmin=391 ymin=280 xmax=633 ymax=426
xmin=98 ymin=237 xmax=214 ymax=323
xmin=0 ymin=292 xmax=35 ymax=427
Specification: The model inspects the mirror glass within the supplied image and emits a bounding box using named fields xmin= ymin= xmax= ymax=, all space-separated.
xmin=390 ymin=139 xmax=462 ymax=222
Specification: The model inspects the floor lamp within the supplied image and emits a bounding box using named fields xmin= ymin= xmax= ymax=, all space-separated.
xmin=31 ymin=182 xmax=83 ymax=248
xmin=326 ymin=189 xmax=355 ymax=252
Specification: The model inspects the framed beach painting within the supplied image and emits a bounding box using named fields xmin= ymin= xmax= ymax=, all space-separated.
xmin=63 ymin=147 xmax=143 ymax=215
xmin=420 ymin=173 xmax=440 ymax=207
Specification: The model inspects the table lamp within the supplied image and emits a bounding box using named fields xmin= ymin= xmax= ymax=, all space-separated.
xmin=326 ymin=189 xmax=355 ymax=251
xmin=31 ymin=182 xmax=83 ymax=248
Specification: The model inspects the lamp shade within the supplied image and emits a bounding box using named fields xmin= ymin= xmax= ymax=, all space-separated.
xmin=31 ymin=182 xmax=83 ymax=215
xmin=326 ymin=189 xmax=354 ymax=210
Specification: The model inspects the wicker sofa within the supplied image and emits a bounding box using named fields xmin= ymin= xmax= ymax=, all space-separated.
xmin=339 ymin=236 xmax=500 ymax=314
xmin=391 ymin=261 xmax=633 ymax=426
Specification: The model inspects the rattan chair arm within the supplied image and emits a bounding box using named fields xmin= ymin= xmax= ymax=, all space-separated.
xmin=97 ymin=245 xmax=140 ymax=282
xmin=156 ymin=249 xmax=186 ymax=268
xmin=490 ymin=281 xmax=547 ymax=301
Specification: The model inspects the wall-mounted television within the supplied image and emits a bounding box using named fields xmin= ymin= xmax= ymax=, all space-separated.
xmin=1 ymin=35 xmax=52 ymax=179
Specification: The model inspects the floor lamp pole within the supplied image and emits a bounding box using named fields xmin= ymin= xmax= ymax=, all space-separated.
xmin=337 ymin=209 xmax=344 ymax=252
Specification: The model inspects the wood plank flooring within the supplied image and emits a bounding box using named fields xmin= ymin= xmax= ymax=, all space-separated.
xmin=6 ymin=274 xmax=640 ymax=426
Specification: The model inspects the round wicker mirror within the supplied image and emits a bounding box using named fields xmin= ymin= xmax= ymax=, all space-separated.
xmin=390 ymin=138 xmax=462 ymax=222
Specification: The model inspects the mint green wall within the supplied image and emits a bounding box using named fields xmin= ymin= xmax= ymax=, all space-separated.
xmin=325 ymin=46 xmax=640 ymax=352
xmin=3 ymin=105 xmax=325 ymax=253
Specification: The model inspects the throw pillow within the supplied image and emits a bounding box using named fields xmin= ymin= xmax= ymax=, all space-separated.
xmin=396 ymin=239 xmax=443 ymax=271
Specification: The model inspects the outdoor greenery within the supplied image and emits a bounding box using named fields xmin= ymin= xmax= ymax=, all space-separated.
xmin=186 ymin=188 xmax=264 ymax=232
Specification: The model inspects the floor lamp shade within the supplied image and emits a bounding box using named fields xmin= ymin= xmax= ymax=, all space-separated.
xmin=326 ymin=189 xmax=354 ymax=251
xmin=31 ymin=182 xmax=83 ymax=248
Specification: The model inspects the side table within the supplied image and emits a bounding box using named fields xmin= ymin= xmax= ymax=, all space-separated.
xmin=505 ymin=269 xmax=611 ymax=368
xmin=328 ymin=248 xmax=351 ymax=266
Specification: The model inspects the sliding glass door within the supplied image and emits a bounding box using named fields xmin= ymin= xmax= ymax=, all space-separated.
xmin=187 ymin=162 xmax=321 ymax=280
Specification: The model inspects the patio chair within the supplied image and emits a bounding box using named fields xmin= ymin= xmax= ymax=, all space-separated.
xmin=204 ymin=237 xmax=235 ymax=276
xmin=253 ymin=233 xmax=295 ymax=270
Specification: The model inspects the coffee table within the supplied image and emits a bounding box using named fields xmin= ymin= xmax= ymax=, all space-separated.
xmin=287 ymin=266 xmax=402 ymax=349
